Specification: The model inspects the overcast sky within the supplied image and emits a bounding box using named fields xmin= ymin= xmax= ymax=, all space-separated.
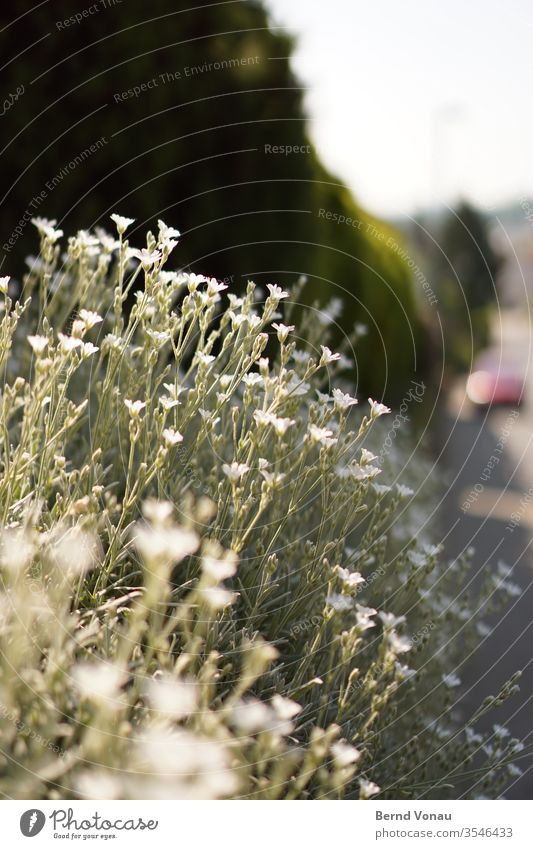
xmin=265 ymin=0 xmax=532 ymax=218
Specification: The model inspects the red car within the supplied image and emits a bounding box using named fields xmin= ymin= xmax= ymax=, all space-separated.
xmin=466 ymin=354 xmax=525 ymax=407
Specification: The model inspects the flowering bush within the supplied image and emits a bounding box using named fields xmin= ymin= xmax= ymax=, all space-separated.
xmin=0 ymin=217 xmax=522 ymax=800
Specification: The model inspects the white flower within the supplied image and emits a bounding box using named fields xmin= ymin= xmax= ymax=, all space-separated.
xmin=32 ymin=217 xmax=63 ymax=242
xmin=137 ymin=727 xmax=230 ymax=778
xmin=331 ymin=741 xmax=361 ymax=768
xmin=76 ymin=770 xmax=122 ymax=800
xmin=395 ymin=662 xmax=416 ymax=681
xmin=319 ymin=345 xmax=341 ymax=365
xmin=110 ymin=213 xmax=135 ymax=234
xmin=0 ymin=528 xmax=34 ymax=573
xmin=317 ymin=297 xmax=343 ymax=326
xmin=493 ymin=723 xmax=510 ymax=738
xmin=196 ymin=352 xmax=216 ymax=367
xmin=146 ymin=675 xmax=198 ymax=720
xmin=266 ymin=283 xmax=289 ymax=301
xmin=315 ymin=390 xmax=332 ymax=405
xmin=379 ymin=611 xmax=406 ymax=629
xmin=308 ymin=424 xmax=337 ymax=447
xmin=372 ymin=483 xmax=392 ymax=496
xmin=272 ymin=322 xmax=295 ymax=343
xmin=332 ymin=388 xmax=358 ymax=411
xmin=338 ymin=462 xmax=380 ymax=481
xmin=230 ymin=699 xmax=276 ymax=734
xmin=198 ymin=586 xmax=236 ymax=610
xmin=142 ymin=499 xmax=174 ymax=525
xmin=282 ymin=374 xmax=310 ymax=397
xmin=28 ymin=334 xmax=48 ymax=354
xmin=336 ymin=566 xmax=365 ymax=589
xmin=0 ymin=276 xmax=9 ymax=295
xmin=359 ymin=778 xmax=381 ymax=799
xmin=146 ymin=329 xmax=171 ymax=347
xmin=133 ymin=524 xmax=199 ymax=565
xmin=58 ymin=333 xmax=83 ymax=353
xmin=202 ymin=553 xmax=238 ymax=582
xmin=162 ymin=428 xmax=183 ymax=447
xmin=271 ymin=694 xmax=302 ymax=720
xmin=253 ymin=411 xmax=295 ymax=437
xmin=326 ymin=593 xmax=353 ymax=612
xmin=48 ymin=526 xmax=98 ymax=576
xmin=222 ymin=462 xmax=250 ymax=482
xmin=368 ymin=397 xmax=391 ymax=418
xmin=81 ymin=342 xmax=99 ymax=358
xmin=442 ymin=673 xmax=461 ymax=688
xmin=124 ymin=399 xmax=146 ymax=417
xmin=360 ymin=449 xmax=378 ymax=465
xmin=129 ymin=248 xmax=161 ymax=267
xmin=206 ymin=277 xmax=227 ymax=296
xmin=355 ymin=603 xmax=377 ymax=631
xmin=388 ymin=631 xmax=412 ymax=654
xmin=242 ymin=372 xmax=263 ymax=387
xmin=260 ymin=470 xmax=286 ymax=488
xmin=73 ymin=662 xmax=125 ymax=704
xmin=157 ymin=219 xmax=180 ymax=241
xmin=396 ymin=484 xmax=414 ymax=498
xmin=78 ymin=309 xmax=103 ymax=329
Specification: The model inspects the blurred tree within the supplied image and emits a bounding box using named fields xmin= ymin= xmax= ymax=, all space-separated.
xmin=0 ymin=0 xmax=422 ymax=397
xmin=417 ymin=201 xmax=501 ymax=371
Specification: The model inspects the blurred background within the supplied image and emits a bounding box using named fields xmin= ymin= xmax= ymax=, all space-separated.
xmin=0 ymin=0 xmax=532 ymax=796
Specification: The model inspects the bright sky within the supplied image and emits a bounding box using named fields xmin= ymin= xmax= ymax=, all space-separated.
xmin=265 ymin=0 xmax=532 ymax=218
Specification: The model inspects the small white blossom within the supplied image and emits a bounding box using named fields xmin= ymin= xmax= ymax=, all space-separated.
xmin=442 ymin=673 xmax=461 ymax=688
xmin=368 ymin=398 xmax=391 ymax=418
xmin=157 ymin=219 xmax=180 ymax=241
xmin=331 ymin=741 xmax=362 ymax=767
xmin=272 ymin=322 xmax=295 ymax=343
xmin=78 ymin=309 xmax=103 ymax=329
xmin=133 ymin=524 xmax=199 ymax=565
xmin=162 ymin=427 xmax=183 ymax=447
xmin=332 ymin=388 xmax=358 ymax=411
xmin=379 ymin=611 xmax=406 ymax=629
xmin=28 ymin=335 xmax=48 ymax=354
xmin=222 ymin=462 xmax=250 ymax=482
xmin=319 ymin=345 xmax=341 ymax=365
xmin=266 ymin=283 xmax=289 ymax=301
xmin=199 ymin=586 xmax=236 ymax=610
xmin=58 ymin=333 xmax=83 ymax=353
xmin=124 ymin=399 xmax=146 ymax=417
xmin=73 ymin=662 xmax=125 ymax=704
xmin=0 ymin=276 xmax=9 ymax=295
xmin=129 ymin=248 xmax=161 ymax=268
xmin=196 ymin=352 xmax=216 ymax=367
xmin=396 ymin=484 xmax=414 ymax=498
xmin=355 ymin=603 xmax=377 ymax=630
xmin=32 ymin=217 xmax=63 ymax=242
xmin=202 ymin=553 xmax=238 ymax=582
xmin=110 ymin=213 xmax=135 ymax=234
xmin=336 ymin=566 xmax=365 ymax=589
xmin=360 ymin=449 xmax=378 ymax=465
xmin=359 ymin=778 xmax=381 ymax=799
xmin=388 ymin=631 xmax=412 ymax=654
xmin=308 ymin=424 xmax=337 ymax=447
xmin=327 ymin=593 xmax=353 ymax=612
xmin=260 ymin=470 xmax=286 ymax=488
xmin=146 ymin=675 xmax=198 ymax=720
xmin=81 ymin=342 xmax=99 ymax=358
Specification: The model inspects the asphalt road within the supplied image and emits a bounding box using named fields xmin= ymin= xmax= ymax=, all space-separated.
xmin=435 ymin=309 xmax=533 ymax=799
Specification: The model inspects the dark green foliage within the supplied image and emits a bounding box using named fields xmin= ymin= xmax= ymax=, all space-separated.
xmin=0 ymin=0 xmax=422 ymax=396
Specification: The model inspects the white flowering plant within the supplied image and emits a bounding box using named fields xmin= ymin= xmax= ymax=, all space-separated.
xmin=0 ymin=217 xmax=522 ymax=800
